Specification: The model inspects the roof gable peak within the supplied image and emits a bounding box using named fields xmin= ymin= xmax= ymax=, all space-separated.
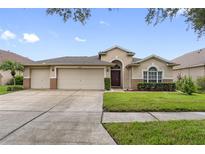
xmin=134 ymin=54 xmax=178 ymax=65
xmin=99 ymin=45 xmax=135 ymax=56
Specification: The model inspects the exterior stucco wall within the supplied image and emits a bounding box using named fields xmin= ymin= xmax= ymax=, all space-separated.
xmin=23 ymin=67 xmax=30 ymax=78
xmin=132 ymin=58 xmax=173 ymax=80
xmin=0 ymin=71 xmax=12 ymax=85
xmin=130 ymin=58 xmax=174 ymax=89
xmin=173 ymin=65 xmax=205 ymax=81
xmin=100 ymin=48 xmax=133 ymax=89
xmin=105 ymin=66 xmax=111 ymax=78
xmin=50 ymin=66 xmax=56 ymax=78
xmin=0 ymin=70 xmax=22 ymax=85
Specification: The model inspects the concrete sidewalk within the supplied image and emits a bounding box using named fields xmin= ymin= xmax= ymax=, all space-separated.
xmin=102 ymin=112 xmax=205 ymax=123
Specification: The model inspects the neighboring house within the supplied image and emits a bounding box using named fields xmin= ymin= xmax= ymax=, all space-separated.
xmin=0 ymin=49 xmax=33 ymax=85
xmin=172 ymin=48 xmax=205 ymax=81
xmin=23 ymin=46 xmax=178 ymax=90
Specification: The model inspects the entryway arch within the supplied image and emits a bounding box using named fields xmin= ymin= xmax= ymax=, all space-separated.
xmin=111 ymin=60 xmax=122 ymax=87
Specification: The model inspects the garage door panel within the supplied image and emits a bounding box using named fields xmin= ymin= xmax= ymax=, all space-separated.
xmin=31 ymin=69 xmax=50 ymax=89
xmin=57 ymin=68 xmax=104 ymax=90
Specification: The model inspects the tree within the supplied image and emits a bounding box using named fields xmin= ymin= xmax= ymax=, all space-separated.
xmin=46 ymin=8 xmax=91 ymax=24
xmin=46 ymin=8 xmax=113 ymax=24
xmin=0 ymin=61 xmax=24 ymax=86
xmin=46 ymin=8 xmax=205 ymax=38
xmin=145 ymin=8 xmax=205 ymax=38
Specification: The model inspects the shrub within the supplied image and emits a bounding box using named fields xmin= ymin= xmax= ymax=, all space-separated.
xmin=7 ymin=85 xmax=23 ymax=91
xmin=137 ymin=82 xmax=176 ymax=91
xmin=176 ymin=76 xmax=196 ymax=95
xmin=176 ymin=78 xmax=183 ymax=91
xmin=104 ymin=78 xmax=111 ymax=90
xmin=196 ymin=76 xmax=205 ymax=92
xmin=7 ymin=75 xmax=23 ymax=85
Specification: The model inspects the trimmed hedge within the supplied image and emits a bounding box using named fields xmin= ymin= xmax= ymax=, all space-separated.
xmin=7 ymin=85 xmax=23 ymax=91
xmin=137 ymin=82 xmax=176 ymax=91
xmin=104 ymin=78 xmax=111 ymax=90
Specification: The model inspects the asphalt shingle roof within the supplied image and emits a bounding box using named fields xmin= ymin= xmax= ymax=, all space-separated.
xmin=132 ymin=57 xmax=142 ymax=63
xmin=28 ymin=56 xmax=113 ymax=66
xmin=172 ymin=48 xmax=205 ymax=69
xmin=0 ymin=49 xmax=33 ymax=64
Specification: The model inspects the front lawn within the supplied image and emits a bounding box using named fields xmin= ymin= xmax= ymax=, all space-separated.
xmin=104 ymin=120 xmax=205 ymax=144
xmin=0 ymin=85 xmax=23 ymax=95
xmin=103 ymin=92 xmax=205 ymax=112
xmin=0 ymin=86 xmax=9 ymax=95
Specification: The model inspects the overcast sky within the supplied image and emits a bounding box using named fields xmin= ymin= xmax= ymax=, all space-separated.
xmin=0 ymin=8 xmax=205 ymax=61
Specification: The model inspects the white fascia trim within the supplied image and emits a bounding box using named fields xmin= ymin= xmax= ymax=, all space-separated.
xmin=23 ymin=77 xmax=30 ymax=79
xmin=50 ymin=77 xmax=57 ymax=79
xmin=101 ymin=45 xmax=135 ymax=55
xmin=135 ymin=54 xmax=173 ymax=64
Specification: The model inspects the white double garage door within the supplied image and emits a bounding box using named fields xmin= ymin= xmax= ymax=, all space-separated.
xmin=31 ymin=68 xmax=104 ymax=90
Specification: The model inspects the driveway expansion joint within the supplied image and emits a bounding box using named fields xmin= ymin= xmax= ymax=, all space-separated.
xmin=147 ymin=112 xmax=160 ymax=121
xmin=0 ymin=90 xmax=79 ymax=142
xmin=0 ymin=90 xmax=115 ymax=144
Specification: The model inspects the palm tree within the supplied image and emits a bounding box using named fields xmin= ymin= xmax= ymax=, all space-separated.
xmin=0 ymin=61 xmax=24 ymax=85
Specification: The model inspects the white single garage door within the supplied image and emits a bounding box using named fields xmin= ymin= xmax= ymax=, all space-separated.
xmin=31 ymin=68 xmax=50 ymax=89
xmin=57 ymin=68 xmax=104 ymax=90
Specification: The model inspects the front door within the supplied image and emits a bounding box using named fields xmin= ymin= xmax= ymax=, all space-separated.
xmin=111 ymin=70 xmax=121 ymax=86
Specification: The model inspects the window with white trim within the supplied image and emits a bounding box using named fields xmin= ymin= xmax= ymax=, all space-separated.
xmin=143 ymin=71 xmax=147 ymax=82
xmin=143 ymin=67 xmax=163 ymax=83
xmin=158 ymin=71 xmax=162 ymax=83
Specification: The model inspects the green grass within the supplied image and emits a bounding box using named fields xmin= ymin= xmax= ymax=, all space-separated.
xmin=104 ymin=120 xmax=205 ymax=144
xmin=103 ymin=92 xmax=205 ymax=112
xmin=0 ymin=85 xmax=23 ymax=95
xmin=0 ymin=86 xmax=9 ymax=95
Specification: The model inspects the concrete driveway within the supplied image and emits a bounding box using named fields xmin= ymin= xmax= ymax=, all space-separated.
xmin=0 ymin=90 xmax=115 ymax=144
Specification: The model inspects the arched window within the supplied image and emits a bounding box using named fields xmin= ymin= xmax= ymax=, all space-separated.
xmin=149 ymin=67 xmax=157 ymax=72
xmin=111 ymin=64 xmax=121 ymax=69
xmin=143 ymin=67 xmax=162 ymax=83
xmin=111 ymin=60 xmax=122 ymax=70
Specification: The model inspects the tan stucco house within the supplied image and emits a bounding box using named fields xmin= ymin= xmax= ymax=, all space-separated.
xmin=172 ymin=48 xmax=205 ymax=81
xmin=0 ymin=49 xmax=33 ymax=85
xmin=23 ymin=46 xmax=178 ymax=90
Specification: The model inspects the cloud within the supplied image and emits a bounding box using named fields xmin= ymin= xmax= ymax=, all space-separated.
xmin=22 ymin=33 xmax=40 ymax=43
xmin=1 ymin=30 xmax=16 ymax=40
xmin=74 ymin=36 xmax=86 ymax=42
xmin=99 ymin=20 xmax=110 ymax=26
